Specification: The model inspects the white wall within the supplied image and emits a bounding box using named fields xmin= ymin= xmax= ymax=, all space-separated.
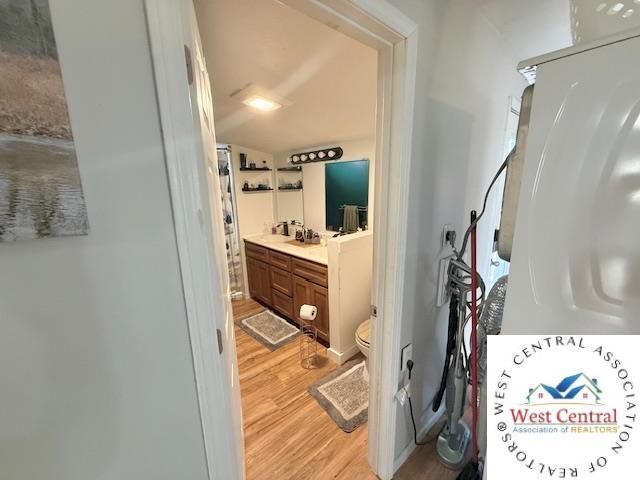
xmin=275 ymin=170 xmax=304 ymax=225
xmin=230 ymin=144 xmax=276 ymax=296
xmin=276 ymin=138 xmax=375 ymax=232
xmin=0 ymin=1 xmax=209 ymax=479
xmin=386 ymin=0 xmax=526 ymax=468
xmin=327 ymin=230 xmax=373 ymax=364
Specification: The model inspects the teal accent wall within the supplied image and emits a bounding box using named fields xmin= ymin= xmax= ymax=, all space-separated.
xmin=325 ymin=159 xmax=369 ymax=231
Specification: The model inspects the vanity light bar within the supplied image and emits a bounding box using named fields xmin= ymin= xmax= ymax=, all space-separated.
xmin=288 ymin=147 xmax=344 ymax=165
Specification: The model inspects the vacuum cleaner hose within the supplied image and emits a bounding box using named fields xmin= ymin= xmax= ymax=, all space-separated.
xmin=432 ymin=293 xmax=459 ymax=412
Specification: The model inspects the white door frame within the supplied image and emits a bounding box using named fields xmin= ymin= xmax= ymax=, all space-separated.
xmin=147 ymin=1 xmax=418 ymax=479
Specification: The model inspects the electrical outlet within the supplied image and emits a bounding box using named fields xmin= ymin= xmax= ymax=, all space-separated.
xmin=442 ymin=224 xmax=456 ymax=248
xmin=401 ymin=343 xmax=413 ymax=373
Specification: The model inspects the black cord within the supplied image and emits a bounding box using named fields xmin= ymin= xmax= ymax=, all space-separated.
xmin=408 ymin=396 xmax=427 ymax=446
xmin=406 ymin=360 xmax=428 ymax=446
xmin=457 ymin=147 xmax=514 ymax=260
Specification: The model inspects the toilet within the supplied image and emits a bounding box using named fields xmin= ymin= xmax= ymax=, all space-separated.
xmin=355 ymin=318 xmax=371 ymax=366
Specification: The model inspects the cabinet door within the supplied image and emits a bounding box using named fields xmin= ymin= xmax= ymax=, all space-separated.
xmin=271 ymin=289 xmax=293 ymax=318
xmin=292 ymin=275 xmax=310 ymax=326
xmin=310 ymin=283 xmax=330 ymax=342
xmin=257 ymin=260 xmax=272 ymax=306
xmin=270 ymin=266 xmax=293 ymax=296
xmin=247 ymin=257 xmax=260 ymax=299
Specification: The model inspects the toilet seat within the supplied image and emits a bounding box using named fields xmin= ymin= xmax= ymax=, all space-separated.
xmin=356 ymin=319 xmax=371 ymax=347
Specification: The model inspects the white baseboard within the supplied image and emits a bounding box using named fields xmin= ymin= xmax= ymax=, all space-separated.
xmin=327 ymin=344 xmax=360 ymax=365
xmin=393 ymin=406 xmax=446 ymax=473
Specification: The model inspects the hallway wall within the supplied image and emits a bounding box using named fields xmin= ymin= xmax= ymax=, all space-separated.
xmin=386 ymin=0 xmax=526 ymax=468
xmin=0 ymin=1 xmax=209 ymax=479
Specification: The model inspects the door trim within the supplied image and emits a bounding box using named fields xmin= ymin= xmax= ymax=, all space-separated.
xmin=285 ymin=2 xmax=418 ymax=478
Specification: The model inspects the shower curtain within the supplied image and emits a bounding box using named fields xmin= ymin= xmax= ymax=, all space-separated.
xmin=217 ymin=147 xmax=244 ymax=298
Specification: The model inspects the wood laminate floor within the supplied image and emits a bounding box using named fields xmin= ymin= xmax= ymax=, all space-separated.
xmin=233 ymin=299 xmax=374 ymax=480
xmin=232 ymin=298 xmax=460 ymax=480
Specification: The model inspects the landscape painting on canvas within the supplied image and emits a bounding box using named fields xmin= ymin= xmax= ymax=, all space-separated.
xmin=0 ymin=0 xmax=88 ymax=242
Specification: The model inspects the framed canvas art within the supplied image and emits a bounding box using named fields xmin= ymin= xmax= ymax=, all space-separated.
xmin=0 ymin=0 xmax=88 ymax=242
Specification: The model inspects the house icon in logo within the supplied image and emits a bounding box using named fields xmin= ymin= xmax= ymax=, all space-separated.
xmin=527 ymin=373 xmax=602 ymax=405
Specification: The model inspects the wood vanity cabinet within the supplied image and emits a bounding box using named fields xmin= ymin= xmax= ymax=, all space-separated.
xmin=246 ymin=256 xmax=271 ymax=306
xmin=293 ymin=275 xmax=329 ymax=343
xmin=244 ymin=240 xmax=330 ymax=343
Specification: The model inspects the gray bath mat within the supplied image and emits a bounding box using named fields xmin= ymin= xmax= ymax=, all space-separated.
xmin=236 ymin=309 xmax=299 ymax=351
xmin=308 ymin=359 xmax=368 ymax=433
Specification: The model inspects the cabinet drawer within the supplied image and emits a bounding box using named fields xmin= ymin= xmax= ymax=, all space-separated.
xmin=245 ymin=241 xmax=269 ymax=262
xmin=272 ymin=289 xmax=294 ymax=319
xmin=270 ymin=266 xmax=293 ymax=296
xmin=292 ymin=258 xmax=328 ymax=287
xmin=269 ymin=250 xmax=291 ymax=272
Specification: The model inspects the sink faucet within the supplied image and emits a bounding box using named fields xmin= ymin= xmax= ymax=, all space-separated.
xmin=277 ymin=221 xmax=289 ymax=236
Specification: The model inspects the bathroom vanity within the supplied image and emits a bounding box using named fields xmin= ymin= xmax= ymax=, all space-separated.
xmin=244 ymin=236 xmax=330 ymax=343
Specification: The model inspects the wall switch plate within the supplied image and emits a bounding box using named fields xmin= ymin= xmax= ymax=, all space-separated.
xmin=401 ymin=343 xmax=413 ymax=373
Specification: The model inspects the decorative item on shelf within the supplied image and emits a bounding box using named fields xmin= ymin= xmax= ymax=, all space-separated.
xmin=279 ymin=180 xmax=302 ymax=190
xmin=240 ymin=153 xmax=247 ymax=169
xmin=262 ymin=160 xmax=268 ymax=169
xmin=242 ymin=180 xmax=273 ymax=192
xmin=289 ymin=146 xmax=343 ymax=165
xmin=299 ymin=304 xmax=318 ymax=369
xmin=249 ymin=160 xmax=256 ymax=169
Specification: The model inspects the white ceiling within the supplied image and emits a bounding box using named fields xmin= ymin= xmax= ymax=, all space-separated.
xmin=194 ymin=0 xmax=377 ymax=154
xmin=477 ymin=0 xmax=574 ymax=61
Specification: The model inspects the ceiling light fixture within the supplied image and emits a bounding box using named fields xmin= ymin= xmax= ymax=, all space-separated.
xmin=623 ymin=8 xmax=635 ymax=17
xmin=243 ymin=96 xmax=281 ymax=112
xmin=231 ymin=84 xmax=291 ymax=114
xmin=595 ymin=2 xmax=608 ymax=12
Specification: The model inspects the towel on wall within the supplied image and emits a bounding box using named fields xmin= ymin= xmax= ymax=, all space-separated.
xmin=343 ymin=205 xmax=360 ymax=233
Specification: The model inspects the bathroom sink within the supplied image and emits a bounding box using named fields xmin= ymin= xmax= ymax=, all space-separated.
xmin=285 ymin=240 xmax=319 ymax=248
xmin=253 ymin=234 xmax=289 ymax=244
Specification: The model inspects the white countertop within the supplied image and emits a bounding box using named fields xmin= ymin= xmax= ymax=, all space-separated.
xmin=243 ymin=233 xmax=328 ymax=265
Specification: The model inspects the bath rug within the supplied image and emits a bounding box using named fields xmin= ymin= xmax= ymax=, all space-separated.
xmin=308 ymin=358 xmax=368 ymax=432
xmin=236 ymin=309 xmax=299 ymax=351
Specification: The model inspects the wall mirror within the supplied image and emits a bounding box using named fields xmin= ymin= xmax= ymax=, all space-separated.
xmin=325 ymin=159 xmax=369 ymax=232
